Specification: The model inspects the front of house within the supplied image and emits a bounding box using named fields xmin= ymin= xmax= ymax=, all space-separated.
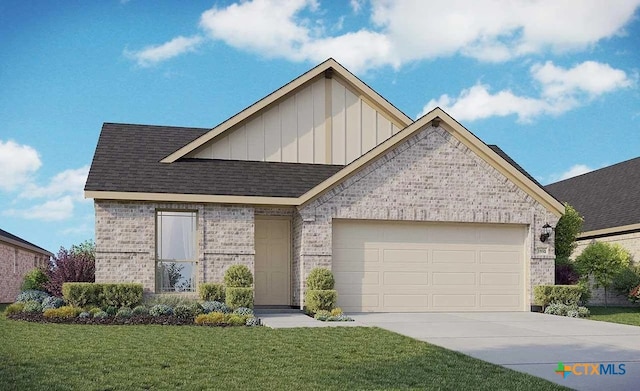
xmin=85 ymin=59 xmax=563 ymax=312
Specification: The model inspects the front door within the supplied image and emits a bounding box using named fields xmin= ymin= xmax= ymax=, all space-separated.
xmin=254 ymin=217 xmax=291 ymax=306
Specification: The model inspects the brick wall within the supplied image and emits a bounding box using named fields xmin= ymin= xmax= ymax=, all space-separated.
xmin=95 ymin=201 xmax=254 ymax=294
xmin=0 ymin=242 xmax=49 ymax=303
xmin=296 ymin=124 xmax=559 ymax=305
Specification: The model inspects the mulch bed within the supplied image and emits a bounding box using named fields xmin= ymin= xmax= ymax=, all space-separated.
xmin=7 ymin=313 xmax=198 ymax=326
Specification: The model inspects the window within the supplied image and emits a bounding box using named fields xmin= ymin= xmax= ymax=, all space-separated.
xmin=156 ymin=211 xmax=197 ymax=293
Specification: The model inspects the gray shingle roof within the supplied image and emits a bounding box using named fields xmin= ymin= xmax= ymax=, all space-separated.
xmin=0 ymin=228 xmax=52 ymax=256
xmin=545 ymin=157 xmax=640 ymax=232
xmin=488 ymin=145 xmax=544 ymax=188
xmin=85 ymin=123 xmax=344 ymax=198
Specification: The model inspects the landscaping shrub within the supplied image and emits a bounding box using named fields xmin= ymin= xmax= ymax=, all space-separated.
xmin=132 ymin=305 xmax=148 ymax=316
xmin=43 ymin=241 xmax=95 ymax=297
xmin=233 ymin=307 xmax=253 ymax=316
xmin=575 ymin=241 xmax=631 ymax=307
xmin=533 ymin=285 xmax=586 ymax=307
xmin=4 ymin=302 xmax=25 ymax=316
xmin=314 ymin=310 xmax=331 ymax=321
xmin=149 ymin=304 xmax=173 ymax=317
xmin=22 ymin=301 xmax=43 ymax=313
xmin=174 ymin=304 xmax=195 ymax=320
xmin=43 ymin=306 xmax=82 ymax=319
xmin=555 ymin=257 xmax=580 ymax=285
xmin=612 ymin=265 xmax=640 ymax=296
xmin=629 ymin=284 xmax=640 ymax=303
xmin=93 ymin=310 xmax=108 ymax=319
xmin=544 ymin=303 xmax=590 ymax=318
xmin=195 ymin=312 xmax=226 ymax=326
xmin=201 ymin=301 xmax=230 ymax=314
xmin=189 ymin=302 xmax=204 ymax=316
xmin=116 ymin=307 xmax=133 ymax=319
xmin=62 ymin=283 xmax=101 ymax=308
xmin=21 ymin=268 xmax=48 ymax=291
xmin=306 ymin=268 xmax=334 ymax=290
xmin=331 ymin=308 xmax=343 ymax=316
xmin=16 ymin=290 xmax=49 ymax=304
xmin=89 ymin=307 xmax=102 ymax=316
xmin=104 ymin=306 xmax=118 ymax=316
xmin=227 ymin=314 xmax=247 ymax=326
xmin=42 ymin=296 xmax=65 ymax=310
xmin=225 ymin=287 xmax=254 ymax=309
xmin=79 ymin=311 xmax=91 ymax=319
xmin=145 ymin=294 xmax=198 ymax=308
xmin=101 ymin=283 xmax=143 ymax=308
xmin=304 ymin=290 xmax=337 ymax=314
xmin=245 ymin=316 xmax=260 ymax=326
xmin=224 ymin=265 xmax=253 ymax=287
xmin=198 ymin=283 xmax=225 ymax=302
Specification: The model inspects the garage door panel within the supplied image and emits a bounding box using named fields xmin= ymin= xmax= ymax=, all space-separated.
xmin=432 ymin=294 xmax=477 ymax=308
xmin=432 ymin=272 xmax=475 ymax=286
xmin=335 ymin=271 xmax=380 ymax=285
xmin=480 ymin=294 xmax=520 ymax=309
xmin=382 ymin=249 xmax=429 ymax=263
xmin=480 ymin=251 xmax=521 ymax=264
xmin=432 ymin=250 xmax=475 ymax=263
xmin=383 ymin=271 xmax=428 ymax=286
xmin=333 ymin=220 xmax=525 ymax=312
xmin=480 ymin=272 xmax=520 ymax=286
xmin=383 ymin=294 xmax=429 ymax=308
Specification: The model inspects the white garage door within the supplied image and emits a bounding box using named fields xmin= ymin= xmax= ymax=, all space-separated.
xmin=332 ymin=220 xmax=526 ymax=312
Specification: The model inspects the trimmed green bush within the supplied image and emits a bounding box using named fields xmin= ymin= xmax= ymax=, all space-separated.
xmin=224 ymin=265 xmax=253 ymax=287
xmin=233 ymin=307 xmax=253 ymax=316
xmin=42 ymin=296 xmax=65 ymax=310
xmin=307 ymin=268 xmax=334 ymax=290
xmin=93 ymin=310 xmax=108 ymax=319
xmin=115 ymin=307 xmax=133 ymax=319
xmin=201 ymin=301 xmax=230 ymax=314
xmin=149 ymin=304 xmax=173 ymax=317
xmin=21 ymin=268 xmax=48 ymax=291
xmin=198 ymin=283 xmax=225 ymax=302
xmin=43 ymin=306 xmax=82 ymax=319
xmin=62 ymin=283 xmax=143 ymax=308
xmin=62 ymin=283 xmax=101 ymax=307
xmin=101 ymin=283 xmax=143 ymax=308
xmin=195 ymin=312 xmax=226 ymax=325
xmin=132 ymin=305 xmax=148 ymax=316
xmin=227 ymin=314 xmax=247 ymax=326
xmin=4 ymin=302 xmax=25 ymax=316
xmin=304 ymin=290 xmax=337 ymax=314
xmin=533 ymin=285 xmax=586 ymax=307
xmin=544 ymin=303 xmax=590 ymax=318
xmin=174 ymin=304 xmax=195 ymax=320
xmin=226 ymin=287 xmax=254 ymax=309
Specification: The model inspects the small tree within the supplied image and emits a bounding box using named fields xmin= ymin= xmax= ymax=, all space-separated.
xmin=43 ymin=240 xmax=96 ymax=296
xmin=554 ymin=203 xmax=583 ymax=259
xmin=574 ymin=242 xmax=631 ymax=307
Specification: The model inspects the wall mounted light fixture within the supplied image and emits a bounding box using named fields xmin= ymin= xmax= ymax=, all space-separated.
xmin=540 ymin=223 xmax=553 ymax=243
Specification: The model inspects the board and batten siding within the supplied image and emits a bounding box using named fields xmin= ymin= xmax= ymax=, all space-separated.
xmin=189 ymin=76 xmax=403 ymax=165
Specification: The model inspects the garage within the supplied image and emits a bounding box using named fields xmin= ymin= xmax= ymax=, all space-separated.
xmin=332 ymin=220 xmax=527 ymax=312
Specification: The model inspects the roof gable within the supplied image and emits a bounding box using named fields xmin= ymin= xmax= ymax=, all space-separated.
xmin=546 ymin=156 xmax=640 ymax=233
xmin=161 ymin=58 xmax=413 ymax=164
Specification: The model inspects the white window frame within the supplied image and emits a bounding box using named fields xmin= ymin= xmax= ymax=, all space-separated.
xmin=155 ymin=210 xmax=197 ymax=293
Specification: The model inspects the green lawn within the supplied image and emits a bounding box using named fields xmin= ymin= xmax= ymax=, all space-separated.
xmin=0 ymin=310 xmax=567 ymax=391
xmin=588 ymin=306 xmax=640 ymax=326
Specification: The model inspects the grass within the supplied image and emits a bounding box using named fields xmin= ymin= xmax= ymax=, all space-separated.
xmin=588 ymin=306 xmax=640 ymax=326
xmin=0 ymin=309 xmax=568 ymax=391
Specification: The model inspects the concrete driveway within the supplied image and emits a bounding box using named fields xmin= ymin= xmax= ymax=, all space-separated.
xmin=350 ymin=312 xmax=640 ymax=391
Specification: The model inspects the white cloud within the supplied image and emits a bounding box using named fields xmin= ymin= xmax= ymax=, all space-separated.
xmin=0 ymin=140 xmax=42 ymax=191
xmin=4 ymin=196 xmax=75 ymax=222
xmin=548 ymin=164 xmax=597 ymax=183
xmin=19 ymin=165 xmax=90 ymax=201
xmin=532 ymin=61 xmax=633 ymax=98
xmin=125 ymin=35 xmax=204 ymax=67
xmin=126 ymin=0 xmax=640 ymax=71
xmin=420 ymin=60 xmax=632 ymax=121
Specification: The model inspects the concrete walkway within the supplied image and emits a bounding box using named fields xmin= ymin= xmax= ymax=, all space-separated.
xmin=350 ymin=312 xmax=640 ymax=391
xmin=256 ymin=311 xmax=365 ymax=328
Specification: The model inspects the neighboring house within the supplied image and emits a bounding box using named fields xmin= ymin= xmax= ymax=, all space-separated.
xmin=0 ymin=229 xmax=52 ymax=303
xmin=85 ymin=59 xmax=563 ymax=312
xmin=546 ymin=157 xmax=640 ymax=305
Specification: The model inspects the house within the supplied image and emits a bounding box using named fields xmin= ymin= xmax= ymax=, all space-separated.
xmin=85 ymin=59 xmax=563 ymax=312
xmin=546 ymin=157 xmax=640 ymax=305
xmin=0 ymin=228 xmax=52 ymax=303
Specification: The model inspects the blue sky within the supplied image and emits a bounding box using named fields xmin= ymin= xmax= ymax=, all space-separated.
xmin=1 ymin=0 xmax=639 ymax=254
